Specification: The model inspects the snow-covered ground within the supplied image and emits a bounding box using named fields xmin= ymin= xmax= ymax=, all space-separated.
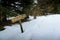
xmin=0 ymin=14 xmax=60 ymax=40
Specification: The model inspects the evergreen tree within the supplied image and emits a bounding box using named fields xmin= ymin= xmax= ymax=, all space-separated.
xmin=0 ymin=0 xmax=34 ymax=26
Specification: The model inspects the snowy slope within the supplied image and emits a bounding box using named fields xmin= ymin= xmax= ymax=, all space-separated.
xmin=0 ymin=14 xmax=60 ymax=40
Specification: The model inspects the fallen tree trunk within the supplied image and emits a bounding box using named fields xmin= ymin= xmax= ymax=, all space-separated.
xmin=0 ymin=14 xmax=27 ymax=26
xmin=11 ymin=14 xmax=27 ymax=23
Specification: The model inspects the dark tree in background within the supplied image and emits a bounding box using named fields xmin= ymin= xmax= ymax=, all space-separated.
xmin=0 ymin=0 xmax=34 ymax=26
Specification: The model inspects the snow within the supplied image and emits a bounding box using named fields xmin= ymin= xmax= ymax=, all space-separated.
xmin=0 ymin=14 xmax=60 ymax=40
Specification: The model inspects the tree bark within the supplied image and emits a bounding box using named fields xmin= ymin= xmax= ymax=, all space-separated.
xmin=0 ymin=12 xmax=7 ymax=26
xmin=34 ymin=15 xmax=36 ymax=19
xmin=19 ymin=21 xmax=24 ymax=33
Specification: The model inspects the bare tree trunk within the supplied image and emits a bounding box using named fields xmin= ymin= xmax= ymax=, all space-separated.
xmin=0 ymin=12 xmax=7 ymax=26
xmin=34 ymin=15 xmax=36 ymax=19
xmin=34 ymin=12 xmax=36 ymax=19
xmin=19 ymin=21 xmax=24 ymax=33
